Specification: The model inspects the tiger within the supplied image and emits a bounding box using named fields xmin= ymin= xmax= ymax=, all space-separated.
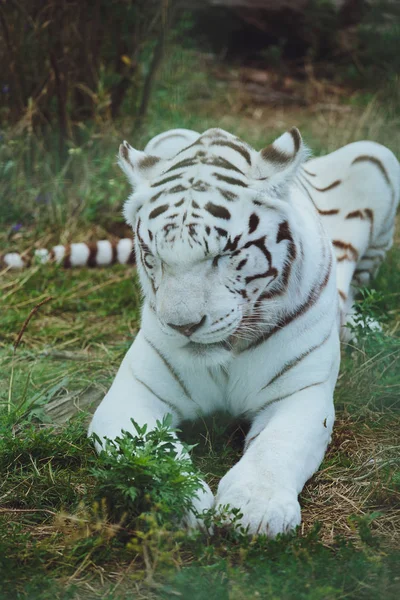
xmin=6 ymin=125 xmax=399 ymax=536
xmin=88 ymin=126 xmax=399 ymax=535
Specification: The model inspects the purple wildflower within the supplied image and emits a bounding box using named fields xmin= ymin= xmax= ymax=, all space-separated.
xmin=35 ymin=193 xmax=51 ymax=204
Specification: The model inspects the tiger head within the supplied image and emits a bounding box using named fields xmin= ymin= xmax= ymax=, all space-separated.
xmin=119 ymin=127 xmax=309 ymax=358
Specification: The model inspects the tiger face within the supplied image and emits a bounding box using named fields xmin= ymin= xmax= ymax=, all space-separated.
xmin=119 ymin=128 xmax=308 ymax=355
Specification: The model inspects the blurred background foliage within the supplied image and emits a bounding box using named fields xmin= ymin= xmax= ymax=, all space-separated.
xmin=0 ymin=0 xmax=399 ymax=231
xmin=1 ymin=0 xmax=399 ymax=139
xmin=0 ymin=0 xmax=179 ymax=159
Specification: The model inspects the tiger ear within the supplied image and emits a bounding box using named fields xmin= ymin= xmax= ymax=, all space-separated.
xmin=118 ymin=141 xmax=162 ymax=227
xmin=253 ymin=128 xmax=308 ymax=188
xmin=118 ymin=140 xmax=161 ymax=188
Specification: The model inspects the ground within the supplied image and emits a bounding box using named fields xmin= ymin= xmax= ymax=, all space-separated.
xmin=0 ymin=49 xmax=399 ymax=599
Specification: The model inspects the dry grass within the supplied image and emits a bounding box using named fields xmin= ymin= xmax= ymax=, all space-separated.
xmin=302 ymin=415 xmax=400 ymax=548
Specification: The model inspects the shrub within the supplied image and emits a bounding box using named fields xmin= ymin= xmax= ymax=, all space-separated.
xmin=91 ymin=415 xmax=205 ymax=526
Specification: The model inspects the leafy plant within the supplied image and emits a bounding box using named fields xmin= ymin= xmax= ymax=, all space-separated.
xmin=91 ymin=415 xmax=205 ymax=526
xmin=352 ymin=288 xmax=387 ymax=329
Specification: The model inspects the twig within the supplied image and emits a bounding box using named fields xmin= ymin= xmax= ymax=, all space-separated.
xmin=8 ymin=296 xmax=53 ymax=414
xmin=14 ymin=296 xmax=53 ymax=351
xmin=0 ymin=508 xmax=56 ymax=515
xmin=40 ymin=350 xmax=88 ymax=361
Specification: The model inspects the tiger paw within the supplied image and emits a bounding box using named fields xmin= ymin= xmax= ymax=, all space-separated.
xmin=182 ymin=480 xmax=215 ymax=532
xmin=215 ymin=477 xmax=300 ymax=537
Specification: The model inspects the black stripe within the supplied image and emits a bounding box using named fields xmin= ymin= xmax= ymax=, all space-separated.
xmin=169 ymin=184 xmax=187 ymax=194
xmin=261 ymin=145 xmax=291 ymax=165
xmin=151 ymin=174 xmax=182 ymax=187
xmin=213 ymin=173 xmax=248 ymax=187
xmin=205 ymin=202 xmax=231 ymax=220
xmin=242 ymin=236 xmax=277 ymax=285
xmin=139 ymin=155 xmax=160 ymax=169
xmin=152 ymin=133 xmax=187 ymax=149
xmin=133 ymin=374 xmax=184 ymax=420
xmin=164 ymin=158 xmax=198 ymax=172
xmin=87 ymin=242 xmax=98 ymax=267
xmin=236 ymin=258 xmax=248 ymax=271
xmin=245 ymin=253 xmax=333 ymax=352
xmin=253 ymin=379 xmax=329 ymax=416
xmin=352 ymin=155 xmax=392 ymax=190
xmin=175 ymin=139 xmax=203 ymax=155
xmin=260 ymin=329 xmax=332 ymax=391
xmin=298 ymin=176 xmax=342 ymax=215
xmin=150 ymin=191 xmax=163 ymax=203
xmin=149 ymin=204 xmax=169 ymax=219
xmin=319 ymin=209 xmax=340 ymax=215
xmin=248 ymin=213 xmax=260 ymax=234
xmin=346 ymin=210 xmax=364 ymax=219
xmin=276 ymin=221 xmax=292 ymax=245
xmin=217 ymin=187 xmax=238 ymax=201
xmin=297 ymin=177 xmax=318 ymax=210
xmin=144 ymin=336 xmax=194 ymax=402
xmin=289 ymin=127 xmax=301 ymax=152
xmin=215 ymin=227 xmax=228 ymax=237
xmin=192 ymin=180 xmax=210 ymax=192
xmin=206 ymin=156 xmax=246 ymax=175
xmin=111 ymin=242 xmax=118 ymax=265
xmin=63 ymin=244 xmax=71 ymax=268
xmin=305 ymin=179 xmax=342 ymax=193
xmin=332 ymin=240 xmax=359 ymax=261
xmin=211 ymin=140 xmax=252 ymax=165
xmin=224 ymin=234 xmax=242 ymax=252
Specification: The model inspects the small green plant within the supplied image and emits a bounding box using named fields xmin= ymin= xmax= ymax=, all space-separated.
xmin=345 ymin=287 xmax=387 ymax=346
xmin=352 ymin=288 xmax=387 ymax=330
xmin=91 ymin=415 xmax=205 ymax=526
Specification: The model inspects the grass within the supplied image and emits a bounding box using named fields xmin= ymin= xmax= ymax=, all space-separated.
xmin=1 ymin=46 xmax=400 ymax=599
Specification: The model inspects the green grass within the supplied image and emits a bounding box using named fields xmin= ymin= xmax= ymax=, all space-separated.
xmin=1 ymin=46 xmax=400 ymax=599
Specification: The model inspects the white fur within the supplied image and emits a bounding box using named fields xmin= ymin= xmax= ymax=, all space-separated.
xmin=53 ymin=245 xmax=66 ymax=263
xmin=70 ymin=243 xmax=90 ymax=267
xmin=95 ymin=240 xmax=112 ymax=265
xmin=144 ymin=128 xmax=200 ymax=158
xmin=89 ymin=128 xmax=399 ymax=536
xmin=117 ymin=238 xmax=134 ymax=264
xmin=2 ymin=252 xmax=25 ymax=269
xmin=301 ymin=140 xmax=400 ymax=339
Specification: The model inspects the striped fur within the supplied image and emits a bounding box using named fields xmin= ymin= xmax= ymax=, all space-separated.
xmin=298 ymin=141 xmax=400 ymax=340
xmin=1 ymin=239 xmax=134 ymax=270
xmin=7 ymin=126 xmax=398 ymax=536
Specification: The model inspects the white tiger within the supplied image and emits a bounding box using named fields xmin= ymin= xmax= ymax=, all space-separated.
xmin=86 ymin=126 xmax=399 ymax=536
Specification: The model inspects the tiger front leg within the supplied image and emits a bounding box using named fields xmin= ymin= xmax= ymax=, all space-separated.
xmin=215 ymin=384 xmax=335 ymax=536
xmin=88 ymin=331 xmax=214 ymax=529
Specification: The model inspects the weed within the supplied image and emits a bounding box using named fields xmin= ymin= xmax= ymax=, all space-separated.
xmin=91 ymin=416 xmax=204 ymax=526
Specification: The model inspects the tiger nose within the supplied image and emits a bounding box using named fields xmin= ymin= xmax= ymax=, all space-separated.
xmin=167 ymin=316 xmax=206 ymax=337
